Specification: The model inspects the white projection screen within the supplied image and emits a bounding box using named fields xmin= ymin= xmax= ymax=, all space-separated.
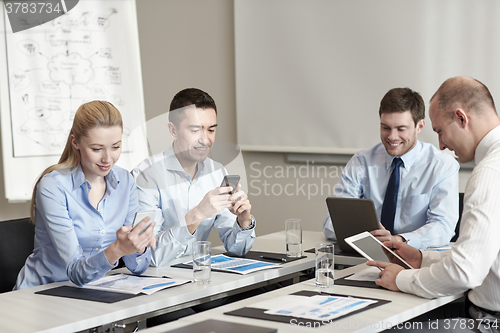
xmin=235 ymin=0 xmax=500 ymax=154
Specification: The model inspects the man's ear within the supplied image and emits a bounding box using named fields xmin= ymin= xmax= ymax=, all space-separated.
xmin=454 ymin=109 xmax=468 ymax=128
xmin=415 ymin=119 xmax=425 ymax=134
xmin=70 ymin=134 xmax=79 ymax=150
xmin=168 ymin=122 xmax=177 ymax=140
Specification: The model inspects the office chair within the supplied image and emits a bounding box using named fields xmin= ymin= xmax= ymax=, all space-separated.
xmin=0 ymin=217 xmax=34 ymax=293
xmin=451 ymin=193 xmax=464 ymax=242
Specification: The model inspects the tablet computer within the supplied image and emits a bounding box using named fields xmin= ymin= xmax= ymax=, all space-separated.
xmin=345 ymin=231 xmax=413 ymax=269
xmin=326 ymin=197 xmax=380 ymax=252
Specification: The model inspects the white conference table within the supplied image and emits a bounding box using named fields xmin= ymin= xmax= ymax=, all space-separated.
xmin=0 ymin=231 xmax=361 ymax=333
xmin=142 ymin=264 xmax=463 ymax=333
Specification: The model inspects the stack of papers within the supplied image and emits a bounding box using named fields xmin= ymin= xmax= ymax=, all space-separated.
xmin=183 ymin=254 xmax=280 ymax=275
xmin=85 ymin=274 xmax=190 ymax=295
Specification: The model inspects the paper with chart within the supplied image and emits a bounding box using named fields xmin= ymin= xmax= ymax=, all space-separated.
xmin=263 ymin=295 xmax=377 ymax=321
xmin=85 ymin=274 xmax=190 ymax=295
xmin=4 ymin=0 xmax=145 ymax=158
xmin=183 ymin=254 xmax=279 ymax=275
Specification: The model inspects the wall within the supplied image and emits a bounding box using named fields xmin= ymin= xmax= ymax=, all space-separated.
xmin=133 ymin=0 xmax=473 ymax=247
xmin=0 ymin=1 xmax=471 ymax=250
xmin=133 ymin=0 xmax=352 ymax=247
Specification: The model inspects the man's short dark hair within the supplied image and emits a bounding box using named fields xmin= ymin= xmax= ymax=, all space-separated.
xmin=169 ymin=88 xmax=217 ymax=126
xmin=379 ymin=88 xmax=425 ymax=125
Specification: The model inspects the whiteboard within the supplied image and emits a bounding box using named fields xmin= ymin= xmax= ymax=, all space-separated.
xmin=0 ymin=0 xmax=148 ymax=202
xmin=235 ymin=0 xmax=500 ymax=154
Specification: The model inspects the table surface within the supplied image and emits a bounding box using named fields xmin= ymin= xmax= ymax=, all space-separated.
xmin=0 ymin=231 xmax=363 ymax=333
xmin=142 ymin=264 xmax=463 ymax=333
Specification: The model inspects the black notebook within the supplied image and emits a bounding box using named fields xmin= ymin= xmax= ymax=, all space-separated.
xmin=35 ymin=285 xmax=139 ymax=303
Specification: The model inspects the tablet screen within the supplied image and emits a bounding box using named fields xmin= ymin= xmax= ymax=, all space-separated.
xmin=347 ymin=232 xmax=413 ymax=269
xmin=350 ymin=237 xmax=389 ymax=262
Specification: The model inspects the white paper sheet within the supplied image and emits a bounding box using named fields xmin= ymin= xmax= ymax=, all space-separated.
xmin=344 ymin=266 xmax=381 ymax=282
xmin=264 ymin=295 xmax=377 ymax=321
xmin=85 ymin=274 xmax=190 ymax=295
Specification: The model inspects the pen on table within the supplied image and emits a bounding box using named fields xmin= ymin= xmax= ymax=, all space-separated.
xmin=260 ymin=255 xmax=287 ymax=263
xmin=143 ymin=281 xmax=175 ymax=290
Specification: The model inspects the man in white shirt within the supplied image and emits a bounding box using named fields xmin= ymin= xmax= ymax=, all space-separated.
xmin=368 ymin=77 xmax=500 ymax=332
xmin=132 ymin=88 xmax=255 ymax=267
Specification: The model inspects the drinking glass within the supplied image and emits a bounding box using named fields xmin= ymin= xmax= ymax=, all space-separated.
xmin=315 ymin=243 xmax=334 ymax=287
xmin=285 ymin=219 xmax=302 ymax=257
xmin=193 ymin=241 xmax=211 ymax=285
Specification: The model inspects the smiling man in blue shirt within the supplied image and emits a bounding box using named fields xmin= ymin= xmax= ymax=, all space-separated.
xmin=132 ymin=88 xmax=255 ymax=267
xmin=323 ymin=88 xmax=459 ymax=249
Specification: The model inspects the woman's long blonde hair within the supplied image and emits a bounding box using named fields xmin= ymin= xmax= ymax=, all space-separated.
xmin=30 ymin=101 xmax=123 ymax=223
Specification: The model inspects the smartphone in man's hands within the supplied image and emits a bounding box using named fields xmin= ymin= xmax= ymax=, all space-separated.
xmin=220 ymin=175 xmax=240 ymax=195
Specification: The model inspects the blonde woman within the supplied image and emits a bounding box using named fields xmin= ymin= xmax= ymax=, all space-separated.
xmin=15 ymin=101 xmax=155 ymax=290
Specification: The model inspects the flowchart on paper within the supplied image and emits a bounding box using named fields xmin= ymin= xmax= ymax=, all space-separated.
xmin=6 ymin=2 xmax=141 ymax=157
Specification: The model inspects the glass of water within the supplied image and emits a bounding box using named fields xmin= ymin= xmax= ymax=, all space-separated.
xmin=192 ymin=241 xmax=211 ymax=285
xmin=315 ymin=243 xmax=334 ymax=288
xmin=285 ymin=219 xmax=302 ymax=257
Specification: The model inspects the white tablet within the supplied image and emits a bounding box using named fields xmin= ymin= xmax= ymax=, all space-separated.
xmin=345 ymin=231 xmax=414 ymax=269
xmin=132 ymin=210 xmax=156 ymax=235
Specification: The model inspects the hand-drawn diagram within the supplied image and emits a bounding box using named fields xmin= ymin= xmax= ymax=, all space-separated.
xmin=6 ymin=1 xmax=143 ymax=157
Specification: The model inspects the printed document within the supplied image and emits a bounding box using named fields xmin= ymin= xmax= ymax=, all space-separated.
xmin=183 ymin=254 xmax=279 ymax=274
xmin=264 ymin=295 xmax=377 ymax=321
xmin=85 ymin=274 xmax=190 ymax=295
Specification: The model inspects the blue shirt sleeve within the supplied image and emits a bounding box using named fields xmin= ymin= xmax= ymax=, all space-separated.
xmin=400 ymin=157 xmax=459 ymax=249
xmin=214 ymin=211 xmax=256 ymax=256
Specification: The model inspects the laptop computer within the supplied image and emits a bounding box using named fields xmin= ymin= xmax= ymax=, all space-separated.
xmin=325 ymin=197 xmax=380 ymax=253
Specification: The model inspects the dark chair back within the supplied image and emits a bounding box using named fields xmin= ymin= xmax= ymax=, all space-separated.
xmin=451 ymin=193 xmax=464 ymax=242
xmin=0 ymin=217 xmax=34 ymax=293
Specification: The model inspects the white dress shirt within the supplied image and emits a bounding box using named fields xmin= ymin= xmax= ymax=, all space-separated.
xmin=132 ymin=146 xmax=256 ymax=267
xmin=397 ymin=125 xmax=500 ymax=312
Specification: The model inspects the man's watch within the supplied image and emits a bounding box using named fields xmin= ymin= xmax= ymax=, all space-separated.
xmin=398 ymin=235 xmax=409 ymax=243
xmin=240 ymin=215 xmax=256 ymax=230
